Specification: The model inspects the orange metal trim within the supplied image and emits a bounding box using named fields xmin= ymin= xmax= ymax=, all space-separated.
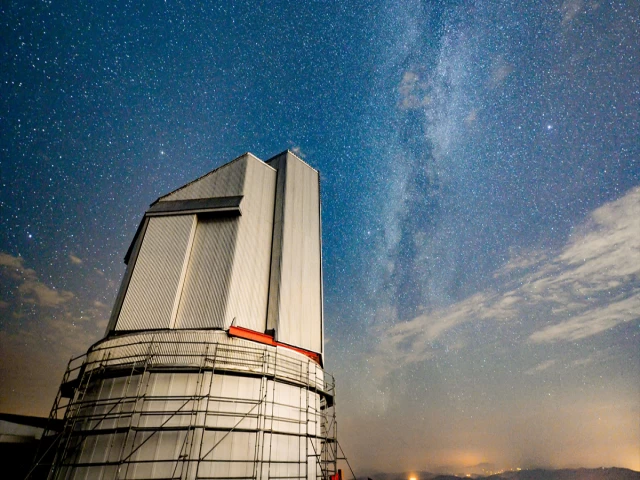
xmin=276 ymin=342 xmax=322 ymax=365
xmin=228 ymin=326 xmax=275 ymax=346
xmin=227 ymin=326 xmax=321 ymax=365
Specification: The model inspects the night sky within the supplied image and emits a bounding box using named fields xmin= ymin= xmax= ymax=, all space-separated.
xmin=1 ymin=0 xmax=639 ymax=475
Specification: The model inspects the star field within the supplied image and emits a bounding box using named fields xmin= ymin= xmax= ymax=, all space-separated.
xmin=1 ymin=0 xmax=639 ymax=475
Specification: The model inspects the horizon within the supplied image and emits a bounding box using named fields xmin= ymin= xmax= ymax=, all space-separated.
xmin=366 ymin=467 xmax=640 ymax=479
xmin=1 ymin=0 xmax=638 ymax=474
xmin=374 ymin=466 xmax=640 ymax=475
xmin=361 ymin=458 xmax=640 ymax=477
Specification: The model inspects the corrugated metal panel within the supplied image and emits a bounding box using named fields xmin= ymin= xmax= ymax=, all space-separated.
xmin=268 ymin=152 xmax=323 ymax=353
xmin=170 ymin=156 xmax=276 ymax=331
xmin=116 ymin=215 xmax=196 ymax=331
xmin=105 ymin=218 xmax=149 ymax=335
xmin=266 ymin=154 xmax=287 ymax=333
xmin=159 ymin=154 xmax=254 ymax=202
xmin=174 ymin=216 xmax=238 ymax=329
xmin=225 ymin=156 xmax=276 ymax=331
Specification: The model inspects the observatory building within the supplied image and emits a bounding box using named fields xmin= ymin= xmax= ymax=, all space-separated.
xmin=37 ymin=151 xmax=343 ymax=480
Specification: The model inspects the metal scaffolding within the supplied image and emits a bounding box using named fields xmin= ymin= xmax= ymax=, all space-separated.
xmin=30 ymin=332 xmax=341 ymax=480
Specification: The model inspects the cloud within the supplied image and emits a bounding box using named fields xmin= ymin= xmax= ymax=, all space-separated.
xmin=0 ymin=252 xmax=25 ymax=269
xmin=0 ymin=253 xmax=108 ymax=415
xmin=69 ymin=254 xmax=83 ymax=264
xmin=525 ymin=359 xmax=556 ymax=375
xmin=0 ymin=252 xmax=74 ymax=307
xmin=18 ymin=280 xmax=74 ymax=307
xmin=376 ymin=186 xmax=640 ymax=371
xmin=494 ymin=248 xmax=548 ymax=278
xmin=529 ymin=295 xmax=640 ymax=343
xmin=572 ymin=355 xmax=596 ymax=367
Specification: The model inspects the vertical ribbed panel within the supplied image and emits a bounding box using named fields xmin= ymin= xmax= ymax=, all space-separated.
xmin=266 ymin=155 xmax=286 ymax=333
xmin=159 ymin=154 xmax=252 ymax=201
xmin=225 ymin=157 xmax=276 ymax=331
xmin=174 ymin=216 xmax=238 ymax=329
xmin=111 ymin=152 xmax=318 ymax=338
xmin=116 ymin=215 xmax=195 ymax=331
xmin=173 ymin=156 xmax=276 ymax=331
xmin=169 ymin=216 xmax=197 ymax=328
xmin=267 ymin=153 xmax=323 ymax=353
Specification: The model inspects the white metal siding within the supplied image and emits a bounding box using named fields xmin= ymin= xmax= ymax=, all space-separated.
xmin=116 ymin=215 xmax=196 ymax=331
xmin=64 ymin=374 xmax=321 ymax=480
xmin=54 ymin=329 xmax=333 ymax=480
xmin=266 ymin=155 xmax=286 ymax=333
xmin=268 ymin=153 xmax=323 ymax=353
xmin=56 ymin=151 xmax=334 ymax=480
xmin=225 ymin=157 xmax=276 ymax=331
xmin=174 ymin=216 xmax=238 ymax=329
xmin=166 ymin=156 xmax=276 ymax=331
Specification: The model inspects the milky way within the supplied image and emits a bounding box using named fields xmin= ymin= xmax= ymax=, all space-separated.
xmin=1 ymin=0 xmax=639 ymax=474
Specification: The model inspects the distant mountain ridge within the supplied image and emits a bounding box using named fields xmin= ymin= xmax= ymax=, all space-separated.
xmin=477 ymin=468 xmax=637 ymax=480
xmin=482 ymin=467 xmax=639 ymax=480
xmin=366 ymin=468 xmax=640 ymax=480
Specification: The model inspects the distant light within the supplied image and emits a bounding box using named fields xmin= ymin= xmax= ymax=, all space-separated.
xmin=547 ymin=124 xmax=552 ymax=130
xmin=27 ymin=233 xmax=32 ymax=239
xmin=409 ymin=476 xmax=417 ymax=480
xmin=160 ymin=150 xmax=165 ymax=155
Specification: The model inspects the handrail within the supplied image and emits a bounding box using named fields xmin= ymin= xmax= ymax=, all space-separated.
xmin=39 ymin=333 xmax=342 ymax=479
xmin=78 ymin=337 xmax=335 ymax=394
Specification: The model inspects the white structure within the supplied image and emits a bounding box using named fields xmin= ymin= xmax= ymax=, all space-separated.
xmin=36 ymin=151 xmax=342 ymax=480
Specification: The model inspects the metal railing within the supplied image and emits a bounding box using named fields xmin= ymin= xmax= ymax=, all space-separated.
xmin=35 ymin=331 xmax=339 ymax=480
